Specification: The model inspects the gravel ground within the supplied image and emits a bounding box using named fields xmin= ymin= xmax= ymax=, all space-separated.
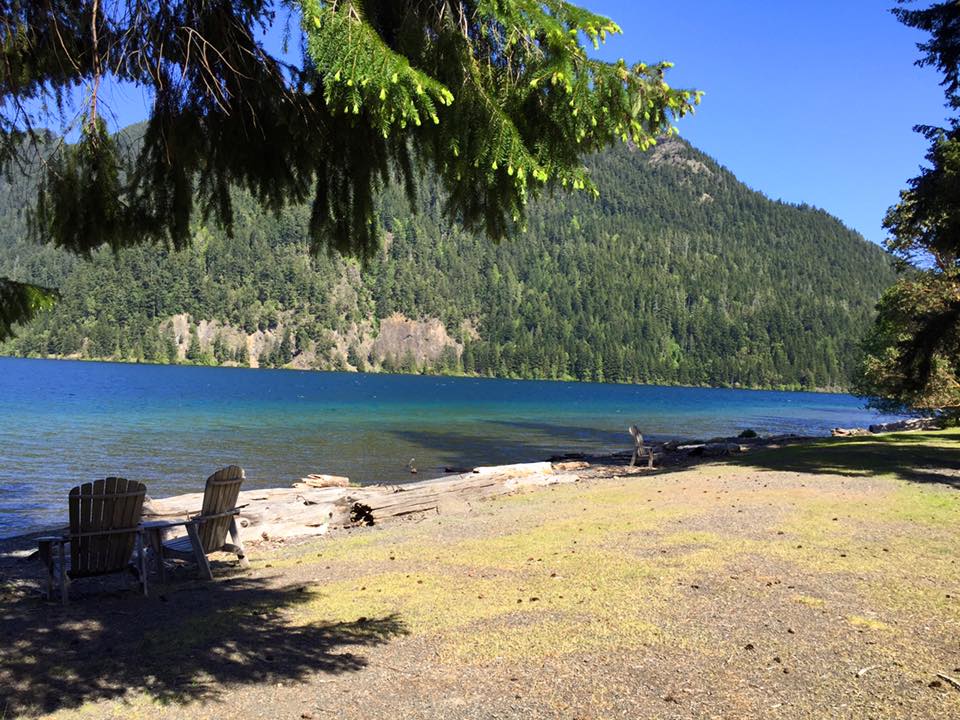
xmin=1 ymin=430 xmax=958 ymax=719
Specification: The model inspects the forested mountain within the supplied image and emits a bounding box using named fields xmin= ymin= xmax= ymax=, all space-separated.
xmin=0 ymin=134 xmax=894 ymax=390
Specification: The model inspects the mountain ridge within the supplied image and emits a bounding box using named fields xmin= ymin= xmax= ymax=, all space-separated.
xmin=0 ymin=133 xmax=895 ymax=390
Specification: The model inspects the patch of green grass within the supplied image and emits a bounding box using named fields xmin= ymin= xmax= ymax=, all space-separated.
xmin=732 ymin=428 xmax=960 ymax=484
xmin=278 ymin=481 xmax=736 ymax=662
xmin=885 ymin=484 xmax=960 ymax=526
xmin=451 ymin=615 xmax=666 ymax=661
xmin=846 ymin=614 xmax=893 ymax=631
xmin=862 ymin=575 xmax=960 ymax=625
xmin=290 ymin=538 xmax=683 ymax=662
xmin=42 ymin=698 xmax=160 ymax=720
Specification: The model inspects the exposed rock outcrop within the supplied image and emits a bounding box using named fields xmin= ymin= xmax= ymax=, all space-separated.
xmin=157 ymin=308 xmax=466 ymax=374
xmin=371 ymin=312 xmax=461 ymax=368
xmin=647 ymin=137 xmax=714 ymax=176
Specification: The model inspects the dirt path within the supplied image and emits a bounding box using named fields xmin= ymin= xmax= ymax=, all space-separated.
xmin=1 ymin=431 xmax=958 ymax=719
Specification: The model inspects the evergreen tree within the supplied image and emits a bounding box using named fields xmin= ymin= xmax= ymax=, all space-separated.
xmin=0 ymin=0 xmax=699 ymax=337
xmin=185 ymin=324 xmax=203 ymax=363
xmin=0 ymin=134 xmax=895 ymax=390
xmin=236 ymin=343 xmax=250 ymax=367
xmin=212 ymin=334 xmax=230 ymax=364
xmin=856 ymin=1 xmax=960 ymax=414
xmin=162 ymin=332 xmax=179 ymax=364
xmin=346 ymin=344 xmax=366 ymax=372
xmin=279 ymin=329 xmax=294 ymax=365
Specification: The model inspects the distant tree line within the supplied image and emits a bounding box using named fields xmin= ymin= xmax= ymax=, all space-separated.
xmin=0 ymin=140 xmax=895 ymax=390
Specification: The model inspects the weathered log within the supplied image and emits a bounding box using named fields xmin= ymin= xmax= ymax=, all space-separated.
xmin=295 ymin=474 xmax=351 ymax=488
xmin=551 ymin=460 xmax=590 ymax=472
xmin=832 ymin=427 xmax=871 ymax=437
xmin=868 ymin=417 xmax=940 ymax=433
xmin=142 ymin=461 xmax=583 ymax=543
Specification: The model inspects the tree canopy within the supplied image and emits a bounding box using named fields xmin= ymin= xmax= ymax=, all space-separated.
xmin=0 ymin=0 xmax=700 ymax=340
xmin=856 ymin=1 xmax=960 ymax=415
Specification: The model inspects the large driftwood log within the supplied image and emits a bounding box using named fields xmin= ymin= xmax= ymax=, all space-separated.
xmin=143 ymin=461 xmax=582 ymax=543
xmin=294 ymin=474 xmax=351 ymax=488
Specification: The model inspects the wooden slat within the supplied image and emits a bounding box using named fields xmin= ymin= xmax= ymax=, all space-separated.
xmin=76 ymin=482 xmax=93 ymax=574
xmin=209 ymin=478 xmax=223 ymax=545
xmin=91 ymin=479 xmax=108 ymax=572
xmin=68 ymin=486 xmax=80 ymax=576
xmin=117 ymin=480 xmax=145 ymax=569
xmin=118 ymin=477 xmax=136 ymax=569
xmin=200 ymin=474 xmax=218 ymax=550
xmin=109 ymin=477 xmax=129 ymax=570
xmin=103 ymin=477 xmax=118 ymax=573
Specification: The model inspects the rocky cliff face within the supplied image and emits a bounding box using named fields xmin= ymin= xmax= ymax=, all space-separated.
xmin=370 ymin=313 xmax=461 ymax=368
xmin=158 ymin=310 xmax=461 ymax=372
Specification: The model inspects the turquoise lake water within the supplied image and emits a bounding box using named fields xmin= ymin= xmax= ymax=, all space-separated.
xmin=0 ymin=356 xmax=903 ymax=537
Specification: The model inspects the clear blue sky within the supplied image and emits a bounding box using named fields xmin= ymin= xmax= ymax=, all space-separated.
xmin=585 ymin=0 xmax=949 ymax=245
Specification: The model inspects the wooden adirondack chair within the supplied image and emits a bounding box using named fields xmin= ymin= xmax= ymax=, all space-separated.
xmin=144 ymin=465 xmax=249 ymax=581
xmin=37 ymin=478 xmax=148 ymax=605
xmin=628 ymin=425 xmax=654 ymax=468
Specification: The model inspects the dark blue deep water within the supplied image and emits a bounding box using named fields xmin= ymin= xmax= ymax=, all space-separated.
xmin=0 ymin=357 xmax=903 ymax=536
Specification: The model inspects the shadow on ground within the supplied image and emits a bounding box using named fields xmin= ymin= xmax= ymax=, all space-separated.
xmin=0 ymin=567 xmax=406 ymax=716
xmin=727 ymin=431 xmax=960 ymax=489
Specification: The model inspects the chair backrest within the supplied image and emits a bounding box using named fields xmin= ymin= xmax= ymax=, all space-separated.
xmin=629 ymin=425 xmax=644 ymax=449
xmin=68 ymin=478 xmax=146 ymax=579
xmin=197 ymin=465 xmax=244 ymax=552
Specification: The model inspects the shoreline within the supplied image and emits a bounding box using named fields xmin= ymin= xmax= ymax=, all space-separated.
xmin=0 ymin=415 xmax=930 ymax=547
xmin=0 ymin=353 xmax=854 ymax=396
xmin=0 ymin=433 xmax=816 ymax=551
xmin=2 ymin=429 xmax=956 ymax=719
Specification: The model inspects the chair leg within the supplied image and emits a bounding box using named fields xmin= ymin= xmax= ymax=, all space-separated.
xmin=186 ymin=523 xmax=213 ymax=581
xmin=38 ymin=540 xmax=53 ymax=600
xmin=229 ymin=518 xmax=250 ymax=569
xmin=58 ymin=541 xmax=68 ymax=605
xmin=147 ymin=528 xmax=166 ymax=584
xmin=629 ymin=450 xmax=637 ymax=468
xmin=137 ymin=533 xmax=148 ymax=597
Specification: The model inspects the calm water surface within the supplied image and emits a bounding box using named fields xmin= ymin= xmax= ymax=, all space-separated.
xmin=0 ymin=357 xmax=903 ymax=536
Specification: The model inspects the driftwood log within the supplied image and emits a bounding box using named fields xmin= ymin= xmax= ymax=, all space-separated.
xmin=143 ymin=461 xmax=583 ymax=543
xmin=293 ymin=474 xmax=351 ymax=489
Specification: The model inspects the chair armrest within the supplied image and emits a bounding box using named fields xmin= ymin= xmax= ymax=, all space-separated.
xmin=64 ymin=527 xmax=147 ymax=538
xmin=142 ymin=519 xmax=195 ymax=532
xmin=142 ymin=507 xmax=202 ymax=519
xmin=145 ymin=505 xmax=247 ymax=530
xmin=190 ymin=505 xmax=248 ymax=523
xmin=37 ymin=535 xmax=67 ymax=545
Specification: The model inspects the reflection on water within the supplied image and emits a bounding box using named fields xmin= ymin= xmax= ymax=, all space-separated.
xmin=0 ymin=357 xmax=903 ymax=536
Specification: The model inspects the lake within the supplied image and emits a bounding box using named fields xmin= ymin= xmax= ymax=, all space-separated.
xmin=0 ymin=356 xmax=903 ymax=537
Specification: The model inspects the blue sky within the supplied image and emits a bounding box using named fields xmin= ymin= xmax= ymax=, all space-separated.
xmin=585 ymin=0 xmax=949 ymax=245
